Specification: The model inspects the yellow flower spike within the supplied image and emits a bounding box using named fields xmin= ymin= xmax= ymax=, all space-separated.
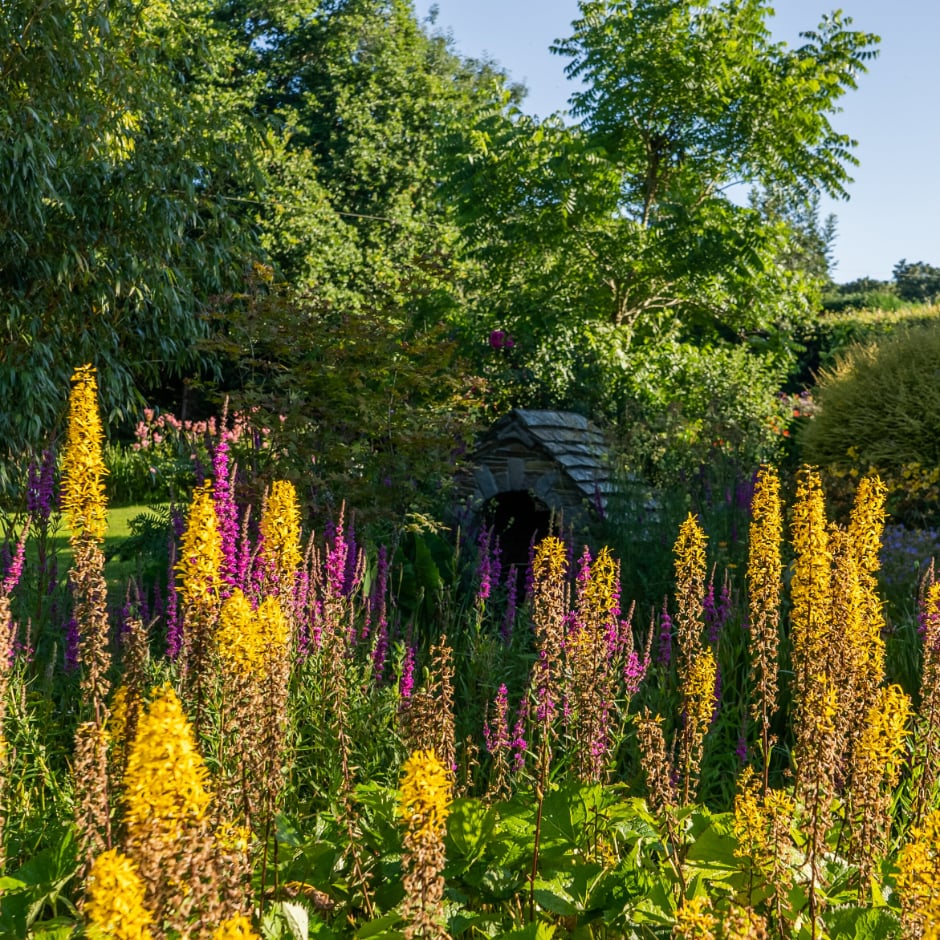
xmin=860 ymin=684 xmax=911 ymax=780
xmin=216 ymin=589 xmax=260 ymax=676
xmin=260 ymin=480 xmax=302 ymax=587
xmin=212 ymin=914 xmax=261 ymax=940
xmin=398 ymin=748 xmax=452 ymax=839
xmin=177 ymin=482 xmax=223 ymax=613
xmin=898 ymin=809 xmax=940 ymax=935
xmin=583 ymin=546 xmax=618 ymax=623
xmin=732 ymin=768 xmax=768 ymax=859
xmin=61 ymin=364 xmax=108 ymax=541
xmin=123 ymin=684 xmax=212 ymax=845
xmin=217 ymin=591 xmax=289 ymax=678
xmin=685 ymin=648 xmax=717 ymax=736
xmin=107 ymin=685 xmax=129 ymax=747
xmin=85 ymin=848 xmax=154 ymax=940
xmin=672 ymin=895 xmax=717 ymax=940
xmin=532 ymin=535 xmax=567 ymax=585
xmin=673 ymin=513 xmax=708 ymax=667
xmin=789 ymin=467 xmax=831 ymax=692
xmin=747 ymin=466 xmax=783 ymax=787
xmin=258 ymin=594 xmax=289 ymax=653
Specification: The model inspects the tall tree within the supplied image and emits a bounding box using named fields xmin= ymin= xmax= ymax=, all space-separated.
xmin=216 ymin=0 xmax=519 ymax=315
xmin=0 ymin=0 xmax=260 ymax=463
xmin=447 ymin=0 xmax=879 ymax=421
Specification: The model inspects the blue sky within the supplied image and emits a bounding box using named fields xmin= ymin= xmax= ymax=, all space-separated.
xmin=420 ymin=1 xmax=940 ymax=282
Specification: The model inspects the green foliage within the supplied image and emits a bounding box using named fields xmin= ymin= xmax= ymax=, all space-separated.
xmin=607 ymin=338 xmax=792 ymax=486
xmin=790 ymin=304 xmax=940 ymax=387
xmin=216 ymin=0 xmax=516 ymax=314
xmin=0 ymin=0 xmax=260 ymax=464
xmin=445 ymin=0 xmax=878 ymax=454
xmin=799 ymin=323 xmax=940 ymax=524
xmin=893 ymin=259 xmax=940 ymax=304
xmin=204 ymin=273 xmax=485 ymax=533
xmin=820 ymin=276 xmax=905 ymax=314
xmin=799 ymin=323 xmax=940 ymax=470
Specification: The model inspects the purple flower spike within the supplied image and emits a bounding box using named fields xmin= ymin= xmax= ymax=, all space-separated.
xmin=476 ymin=527 xmax=493 ymax=605
xmin=399 ymin=646 xmax=415 ymax=699
xmin=64 ymin=616 xmax=80 ymax=672
xmin=624 ymin=650 xmax=650 ymax=696
xmin=657 ymin=601 xmax=673 ymax=667
xmin=3 ymin=519 xmax=30 ymax=596
xmin=511 ymin=699 xmax=528 ymax=773
xmin=27 ymin=449 xmax=57 ymax=522
xmin=212 ymin=438 xmax=239 ymax=597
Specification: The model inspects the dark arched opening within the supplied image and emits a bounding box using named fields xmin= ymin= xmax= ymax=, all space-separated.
xmin=483 ymin=489 xmax=552 ymax=573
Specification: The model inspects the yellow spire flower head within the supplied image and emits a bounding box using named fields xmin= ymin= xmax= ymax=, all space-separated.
xmin=258 ymin=594 xmax=288 ymax=653
xmin=217 ymin=590 xmax=289 ymax=677
xmin=398 ymin=747 xmax=452 ymax=839
xmin=583 ymin=546 xmax=618 ymax=624
xmin=533 ymin=536 xmax=567 ymax=586
xmin=897 ymin=809 xmax=940 ymax=934
xmin=747 ymin=466 xmax=782 ymax=612
xmin=848 ymin=473 xmax=887 ymax=576
xmin=107 ymin=684 xmax=129 ymax=747
xmin=686 ymin=648 xmax=718 ymax=734
xmin=61 ymin=364 xmax=108 ymax=541
xmin=674 ymin=513 xmax=707 ymax=582
xmin=123 ymin=684 xmax=212 ymax=844
xmin=176 ymin=482 xmax=223 ymax=612
xmin=789 ymin=467 xmax=831 ymax=676
xmin=85 ymin=848 xmax=154 ymax=940
xmin=212 ymin=915 xmax=261 ymax=940
xmin=732 ymin=767 xmax=768 ymax=858
xmin=672 ymin=895 xmax=717 ymax=940
xmin=858 ymin=683 xmax=911 ymax=782
xmin=260 ymin=480 xmax=302 ymax=586
xmin=216 ymin=589 xmax=260 ymax=676
xmin=673 ymin=513 xmax=708 ymax=663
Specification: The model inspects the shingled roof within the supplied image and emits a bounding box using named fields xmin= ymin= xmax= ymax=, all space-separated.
xmin=462 ymin=408 xmax=614 ymax=526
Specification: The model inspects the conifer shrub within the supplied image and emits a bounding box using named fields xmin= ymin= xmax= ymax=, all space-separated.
xmin=799 ymin=323 xmax=940 ymax=524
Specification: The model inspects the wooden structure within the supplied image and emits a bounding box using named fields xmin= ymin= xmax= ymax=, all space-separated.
xmin=459 ymin=409 xmax=614 ymax=567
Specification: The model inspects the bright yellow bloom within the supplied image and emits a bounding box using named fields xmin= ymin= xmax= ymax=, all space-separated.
xmin=61 ymin=364 xmax=108 ymax=541
xmin=123 ymin=684 xmax=212 ymax=844
xmin=848 ymin=473 xmax=887 ymax=580
xmin=747 ymin=466 xmax=782 ymax=724
xmin=675 ymin=514 xmax=708 ymax=586
xmin=212 ymin=915 xmax=261 ymax=940
xmin=177 ymin=482 xmax=223 ymax=612
xmin=898 ymin=809 xmax=940 ymax=935
xmin=583 ymin=546 xmax=618 ymax=624
xmin=85 ymin=849 xmax=154 ymax=940
xmin=260 ymin=480 xmax=302 ymax=586
xmin=672 ymin=895 xmax=717 ymax=940
xmin=107 ymin=684 xmax=129 ymax=747
xmin=674 ymin=514 xmax=707 ymax=665
xmin=533 ymin=536 xmax=567 ymax=585
xmin=217 ymin=590 xmax=288 ymax=677
xmin=732 ymin=768 xmax=768 ymax=858
xmin=848 ymin=474 xmax=888 ymax=687
xmin=858 ymin=684 xmax=911 ymax=784
xmin=789 ymin=468 xmax=831 ymax=691
xmin=685 ymin=648 xmax=717 ymax=736
xmin=398 ymin=748 xmax=452 ymax=839
xmin=258 ymin=595 xmax=288 ymax=656
xmin=216 ymin=589 xmax=261 ymax=675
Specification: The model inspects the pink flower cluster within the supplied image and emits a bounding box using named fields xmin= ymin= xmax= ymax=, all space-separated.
xmin=133 ymin=408 xmax=273 ymax=452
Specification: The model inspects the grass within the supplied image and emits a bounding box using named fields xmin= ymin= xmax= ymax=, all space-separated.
xmin=5 ymin=504 xmax=170 ymax=598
